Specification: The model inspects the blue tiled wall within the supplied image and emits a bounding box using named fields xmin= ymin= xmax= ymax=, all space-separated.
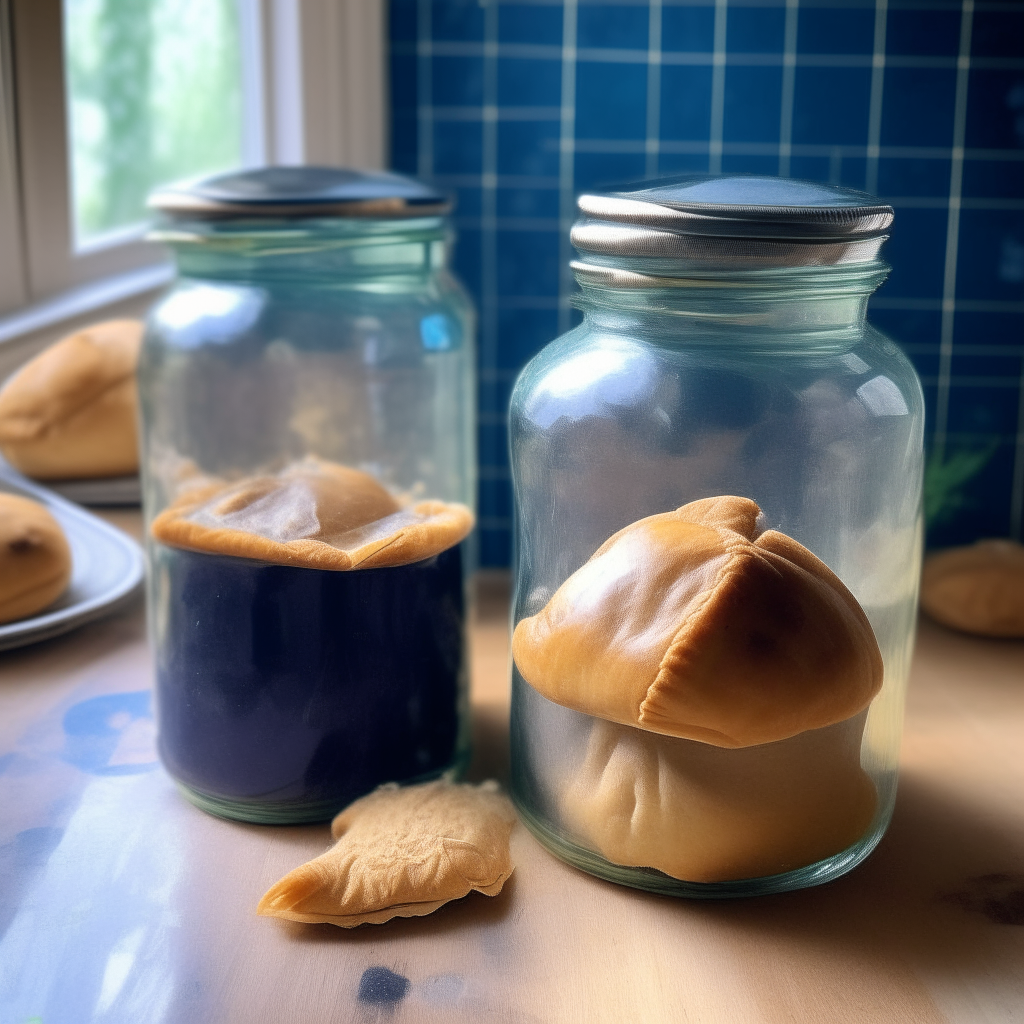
xmin=390 ymin=0 xmax=1024 ymax=565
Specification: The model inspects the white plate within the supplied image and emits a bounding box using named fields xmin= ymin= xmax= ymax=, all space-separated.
xmin=46 ymin=474 xmax=141 ymax=506
xmin=0 ymin=468 xmax=145 ymax=651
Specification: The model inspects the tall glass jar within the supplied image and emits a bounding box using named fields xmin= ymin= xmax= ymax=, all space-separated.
xmin=509 ymin=176 xmax=924 ymax=896
xmin=141 ymin=167 xmax=476 ymax=824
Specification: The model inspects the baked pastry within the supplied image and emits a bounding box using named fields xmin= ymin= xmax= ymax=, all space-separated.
xmin=150 ymin=456 xmax=474 ymax=570
xmin=563 ymin=713 xmax=877 ymax=883
xmin=257 ymin=780 xmax=516 ymax=927
xmin=921 ymin=540 xmax=1024 ymax=638
xmin=0 ymin=493 xmax=72 ymax=623
xmin=0 ymin=320 xmax=143 ymax=480
xmin=512 ymin=496 xmax=883 ymax=748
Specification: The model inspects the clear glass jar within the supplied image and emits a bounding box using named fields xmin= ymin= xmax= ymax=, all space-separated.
xmin=509 ymin=177 xmax=924 ymax=897
xmin=140 ymin=168 xmax=476 ymax=824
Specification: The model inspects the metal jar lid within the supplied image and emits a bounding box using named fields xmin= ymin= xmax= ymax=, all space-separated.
xmin=571 ymin=175 xmax=893 ymax=277
xmin=148 ymin=166 xmax=452 ymax=219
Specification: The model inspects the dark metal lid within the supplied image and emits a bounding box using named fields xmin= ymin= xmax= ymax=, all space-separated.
xmin=571 ymin=175 xmax=893 ymax=271
xmin=148 ymin=166 xmax=452 ymax=219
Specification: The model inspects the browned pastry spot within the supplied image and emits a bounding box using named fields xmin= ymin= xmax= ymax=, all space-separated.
xmin=150 ymin=456 xmax=474 ymax=570
xmin=512 ymin=496 xmax=882 ymax=748
xmin=257 ymin=780 xmax=516 ymax=928
xmin=0 ymin=320 xmax=143 ymax=480
xmin=0 ymin=493 xmax=72 ymax=623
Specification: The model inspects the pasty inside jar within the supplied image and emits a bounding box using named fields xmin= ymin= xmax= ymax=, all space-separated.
xmin=150 ymin=456 xmax=473 ymax=570
xmin=512 ymin=495 xmax=883 ymax=748
xmin=562 ymin=713 xmax=877 ymax=883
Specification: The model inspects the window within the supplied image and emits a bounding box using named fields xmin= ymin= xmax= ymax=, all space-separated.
xmin=0 ymin=0 xmax=386 ymax=329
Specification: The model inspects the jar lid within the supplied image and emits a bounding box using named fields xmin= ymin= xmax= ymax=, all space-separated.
xmin=148 ymin=166 xmax=452 ymax=219
xmin=571 ymin=175 xmax=893 ymax=270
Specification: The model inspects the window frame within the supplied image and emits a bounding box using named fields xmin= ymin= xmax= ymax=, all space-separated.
xmin=0 ymin=0 xmax=386 ymax=329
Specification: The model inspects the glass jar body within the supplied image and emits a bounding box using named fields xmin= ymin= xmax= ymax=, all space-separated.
xmin=509 ymin=270 xmax=924 ymax=896
xmin=140 ymin=218 xmax=476 ymax=823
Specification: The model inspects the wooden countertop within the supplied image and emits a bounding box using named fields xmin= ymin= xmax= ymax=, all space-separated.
xmin=0 ymin=511 xmax=1022 ymax=1023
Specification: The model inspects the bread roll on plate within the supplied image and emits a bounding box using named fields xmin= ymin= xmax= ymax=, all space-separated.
xmin=0 ymin=492 xmax=72 ymax=623
xmin=0 ymin=320 xmax=143 ymax=480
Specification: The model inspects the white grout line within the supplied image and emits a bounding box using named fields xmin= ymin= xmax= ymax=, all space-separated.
xmin=865 ymin=0 xmax=888 ymax=196
xmin=481 ymin=2 xmax=500 ymax=445
xmin=708 ymin=0 xmax=728 ymax=174
xmin=416 ymin=0 xmax=433 ymax=179
xmin=778 ymin=0 xmax=799 ymax=177
xmin=645 ymin=0 xmax=663 ymax=178
xmin=557 ymin=0 xmax=578 ymax=337
xmin=1011 ymin=358 xmax=1024 ymax=540
xmin=933 ymin=0 xmax=974 ymax=464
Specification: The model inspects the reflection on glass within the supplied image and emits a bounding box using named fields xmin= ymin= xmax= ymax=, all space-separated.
xmin=63 ymin=0 xmax=244 ymax=247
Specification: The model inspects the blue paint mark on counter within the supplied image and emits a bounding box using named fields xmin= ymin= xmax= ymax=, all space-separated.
xmin=358 ymin=967 xmax=410 ymax=1006
xmin=61 ymin=691 xmax=157 ymax=776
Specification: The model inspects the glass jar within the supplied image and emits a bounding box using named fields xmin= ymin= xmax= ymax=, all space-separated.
xmin=509 ymin=176 xmax=924 ymax=897
xmin=141 ymin=167 xmax=476 ymax=824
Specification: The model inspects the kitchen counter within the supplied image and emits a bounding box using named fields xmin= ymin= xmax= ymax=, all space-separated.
xmin=1 ymin=510 xmax=1022 ymax=1023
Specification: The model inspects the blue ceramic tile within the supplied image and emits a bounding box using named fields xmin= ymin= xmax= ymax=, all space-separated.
xmin=391 ymin=113 xmax=418 ymax=174
xmin=965 ymin=70 xmax=1024 ymax=151
xmin=478 ymin=421 xmax=510 ymax=470
xmin=797 ymin=7 xmax=875 ymax=55
xmin=500 ymin=5 xmax=563 ymax=45
xmin=947 ymin=384 xmax=1020 ymax=437
xmin=661 ymin=4 xmax=715 ymax=53
xmin=971 ymin=9 xmax=1024 ymax=58
xmin=498 ymin=308 xmax=560 ymax=369
xmin=792 ymin=67 xmax=872 ymax=145
xmin=451 ymin=227 xmax=482 ymax=297
xmin=577 ymin=3 xmax=648 ymax=50
xmin=575 ymin=60 xmax=648 ymax=139
xmin=573 ymin=151 xmax=648 ymax=191
xmin=721 ymin=153 xmax=779 ymax=175
xmin=880 ymin=68 xmax=956 ymax=147
xmin=660 ymin=65 xmax=714 ymax=139
xmin=877 ymin=158 xmax=952 ymax=198
xmin=498 ymin=121 xmax=561 ymax=176
xmin=954 ymin=310 xmax=1024 ymax=351
xmin=878 ymin=207 xmax=949 ymax=298
xmin=452 ymin=186 xmax=482 ymax=218
xmin=951 ymin=348 xmax=1024 ymax=380
xmin=479 ymin=477 xmax=513 ymax=519
xmin=885 ymin=8 xmax=961 ymax=57
xmin=656 ymin=152 xmax=713 ymax=175
xmin=961 ymin=159 xmax=1024 ymax=200
xmin=390 ymin=0 xmax=418 ymax=43
xmin=497 ymin=230 xmax=562 ymax=296
xmin=432 ymin=1 xmax=485 ymax=42
xmin=956 ymin=209 xmax=1024 ymax=301
xmin=433 ymin=121 xmax=483 ymax=174
xmin=497 ymin=187 xmax=560 ymax=220
xmin=498 ymin=58 xmax=563 ymax=106
xmin=726 ymin=6 xmax=785 ymax=54
xmin=788 ymin=155 xmax=832 ymax=183
xmin=432 ymin=56 xmax=485 ymax=105
xmin=723 ymin=66 xmax=783 ymax=142
xmin=929 ymin=444 xmax=1017 ymax=547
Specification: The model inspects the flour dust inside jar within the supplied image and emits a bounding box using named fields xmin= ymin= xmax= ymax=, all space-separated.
xmin=508 ymin=176 xmax=924 ymax=896
xmin=142 ymin=167 xmax=476 ymax=824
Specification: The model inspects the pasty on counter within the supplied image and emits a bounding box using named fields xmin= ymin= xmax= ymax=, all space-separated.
xmin=0 ymin=320 xmax=143 ymax=480
xmin=150 ymin=456 xmax=474 ymax=570
xmin=921 ymin=540 xmax=1024 ymax=638
xmin=562 ymin=714 xmax=877 ymax=883
xmin=512 ymin=496 xmax=883 ymax=748
xmin=0 ymin=493 xmax=72 ymax=623
xmin=257 ymin=780 xmax=516 ymax=928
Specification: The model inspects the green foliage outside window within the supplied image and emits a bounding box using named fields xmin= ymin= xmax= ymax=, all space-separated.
xmin=64 ymin=0 xmax=243 ymax=245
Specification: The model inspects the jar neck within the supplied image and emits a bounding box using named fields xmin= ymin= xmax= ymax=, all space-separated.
xmin=573 ymin=259 xmax=890 ymax=350
xmin=151 ymin=216 xmax=451 ymax=284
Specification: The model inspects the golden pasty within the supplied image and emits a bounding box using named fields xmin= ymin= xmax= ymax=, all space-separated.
xmin=150 ymin=456 xmax=474 ymax=570
xmin=258 ymin=780 xmax=516 ymax=928
xmin=921 ymin=540 xmax=1024 ymax=638
xmin=512 ymin=496 xmax=882 ymax=748
xmin=0 ymin=320 xmax=143 ymax=480
xmin=0 ymin=493 xmax=72 ymax=623
xmin=563 ymin=714 xmax=876 ymax=883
